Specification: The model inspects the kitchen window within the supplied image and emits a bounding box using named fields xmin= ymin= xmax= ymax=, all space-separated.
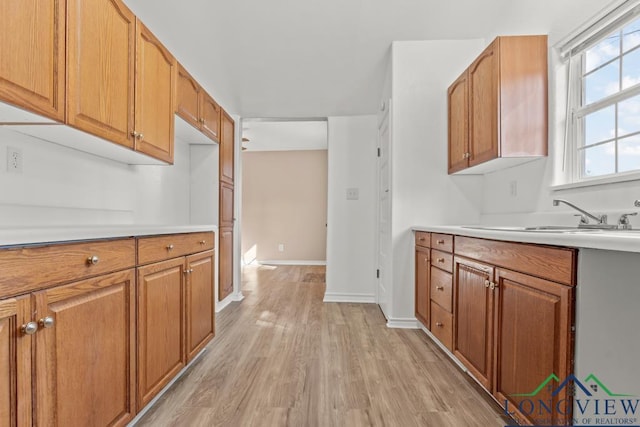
xmin=563 ymin=1 xmax=640 ymax=185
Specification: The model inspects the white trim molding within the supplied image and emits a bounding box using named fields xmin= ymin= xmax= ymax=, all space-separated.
xmin=232 ymin=291 xmax=245 ymax=302
xmin=323 ymin=292 xmax=376 ymax=303
xmin=259 ymin=260 xmax=327 ymax=266
xmin=215 ymin=294 xmax=235 ymax=313
xmin=386 ymin=317 xmax=420 ymax=329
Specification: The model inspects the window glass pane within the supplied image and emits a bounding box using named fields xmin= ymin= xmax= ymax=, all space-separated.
xmin=584 ymin=60 xmax=620 ymax=104
xmin=585 ymin=32 xmax=620 ymax=72
xmin=623 ymin=19 xmax=640 ymax=52
xmin=618 ymin=94 xmax=640 ymax=137
xmin=619 ymin=135 xmax=640 ymax=172
xmin=582 ymin=142 xmax=616 ymax=177
xmin=622 ymin=48 xmax=640 ymax=89
xmin=584 ymin=105 xmax=616 ymax=146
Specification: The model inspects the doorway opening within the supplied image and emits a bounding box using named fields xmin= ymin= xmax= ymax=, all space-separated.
xmin=240 ymin=119 xmax=328 ymax=271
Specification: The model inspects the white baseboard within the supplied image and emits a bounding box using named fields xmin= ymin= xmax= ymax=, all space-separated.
xmin=215 ymin=294 xmax=235 ymax=312
xmin=386 ymin=317 xmax=420 ymax=329
xmin=232 ymin=291 xmax=245 ymax=302
xmin=323 ymin=292 xmax=376 ymax=303
xmin=258 ymin=260 xmax=327 ymax=266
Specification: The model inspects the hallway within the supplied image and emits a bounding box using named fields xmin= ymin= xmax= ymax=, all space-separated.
xmin=137 ymin=265 xmax=508 ymax=426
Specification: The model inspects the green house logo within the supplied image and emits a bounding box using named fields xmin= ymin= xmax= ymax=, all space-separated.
xmin=505 ymin=373 xmax=638 ymax=426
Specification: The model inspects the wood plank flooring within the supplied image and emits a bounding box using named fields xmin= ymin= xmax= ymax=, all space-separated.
xmin=136 ymin=265 xmax=511 ymax=426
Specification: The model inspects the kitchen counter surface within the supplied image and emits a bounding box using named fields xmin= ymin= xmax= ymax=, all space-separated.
xmin=412 ymin=225 xmax=640 ymax=253
xmin=0 ymin=224 xmax=217 ymax=247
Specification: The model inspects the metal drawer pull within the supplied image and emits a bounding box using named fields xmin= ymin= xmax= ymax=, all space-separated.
xmin=437 ymin=258 xmax=445 ymax=263
xmin=167 ymin=244 xmax=174 ymax=251
xmin=184 ymin=269 xmax=194 ymax=275
xmin=436 ymin=286 xmax=444 ymax=291
xmin=199 ymin=240 xmax=206 ymax=245
xmin=87 ymin=255 xmax=100 ymax=265
xmin=39 ymin=317 xmax=54 ymax=329
xmin=418 ymin=237 xmax=426 ymax=241
xmin=21 ymin=322 xmax=38 ymax=335
xmin=436 ymin=239 xmax=445 ymax=244
xmin=435 ymin=322 xmax=444 ymax=327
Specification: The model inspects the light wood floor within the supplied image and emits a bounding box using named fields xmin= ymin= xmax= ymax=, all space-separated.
xmin=137 ymin=265 xmax=510 ymax=426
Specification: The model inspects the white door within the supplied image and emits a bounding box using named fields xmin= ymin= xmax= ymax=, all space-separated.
xmin=376 ymin=101 xmax=392 ymax=318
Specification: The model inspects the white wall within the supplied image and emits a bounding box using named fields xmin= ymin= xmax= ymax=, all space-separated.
xmin=325 ymin=115 xmax=378 ymax=303
xmin=190 ymin=144 xmax=219 ymax=225
xmin=386 ymin=40 xmax=486 ymax=325
xmin=0 ymin=126 xmax=216 ymax=227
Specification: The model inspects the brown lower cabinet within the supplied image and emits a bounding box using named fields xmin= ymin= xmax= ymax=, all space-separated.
xmin=416 ymin=232 xmax=576 ymax=426
xmin=0 ymin=231 xmax=216 ymax=427
xmin=136 ymin=242 xmax=215 ymax=409
xmin=34 ymin=270 xmax=137 ymax=426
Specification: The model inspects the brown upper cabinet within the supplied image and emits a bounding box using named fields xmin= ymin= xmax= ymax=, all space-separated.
xmin=0 ymin=0 xmax=66 ymax=122
xmin=2 ymin=0 xmax=177 ymax=163
xmin=448 ymin=35 xmax=548 ymax=174
xmin=66 ymin=0 xmax=136 ymax=149
xmin=220 ymin=110 xmax=235 ymax=184
xmin=134 ymin=19 xmax=176 ymax=163
xmin=176 ymin=63 xmax=221 ymax=143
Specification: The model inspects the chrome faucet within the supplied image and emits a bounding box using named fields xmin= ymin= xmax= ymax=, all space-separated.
xmin=553 ymin=199 xmax=607 ymax=225
xmin=635 ymin=200 xmax=640 ymax=207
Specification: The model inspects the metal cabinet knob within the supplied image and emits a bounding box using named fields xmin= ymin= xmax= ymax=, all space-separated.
xmin=21 ymin=322 xmax=38 ymax=335
xmin=87 ymin=255 xmax=99 ymax=265
xmin=199 ymin=240 xmax=206 ymax=245
xmin=167 ymin=244 xmax=174 ymax=251
xmin=484 ymin=280 xmax=490 ymax=288
xmin=130 ymin=131 xmax=139 ymax=138
xmin=39 ymin=317 xmax=55 ymax=329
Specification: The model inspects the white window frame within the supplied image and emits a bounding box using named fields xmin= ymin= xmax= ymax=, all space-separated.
xmin=557 ymin=0 xmax=640 ymax=189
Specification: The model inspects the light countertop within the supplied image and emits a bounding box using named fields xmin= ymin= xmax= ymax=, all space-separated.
xmin=0 ymin=224 xmax=217 ymax=247
xmin=412 ymin=225 xmax=640 ymax=253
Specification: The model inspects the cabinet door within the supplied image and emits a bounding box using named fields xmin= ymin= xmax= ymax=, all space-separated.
xmin=176 ymin=63 xmax=201 ymax=130
xmin=448 ymin=71 xmax=469 ymax=174
xmin=0 ymin=0 xmax=65 ymax=121
xmin=186 ymin=250 xmax=215 ymax=361
xmin=67 ymin=0 xmax=136 ymax=147
xmin=0 ymin=296 xmax=31 ymax=427
xmin=494 ymin=268 xmax=573 ymax=427
xmin=220 ymin=110 xmax=235 ymax=184
xmin=219 ymin=228 xmax=234 ymax=301
xmin=469 ymin=39 xmax=499 ymax=167
xmin=415 ymin=247 xmax=430 ymax=328
xmin=220 ymin=182 xmax=235 ymax=229
xmin=453 ymin=256 xmax=494 ymax=390
xmin=201 ymin=92 xmax=221 ymax=142
xmin=135 ymin=20 xmax=176 ymax=163
xmin=33 ymin=269 xmax=136 ymax=427
xmin=137 ymin=257 xmax=186 ymax=409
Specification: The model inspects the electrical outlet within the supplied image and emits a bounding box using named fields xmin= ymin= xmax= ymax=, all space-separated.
xmin=278 ymin=243 xmax=285 ymax=252
xmin=509 ymin=180 xmax=517 ymax=197
xmin=7 ymin=147 xmax=23 ymax=174
xmin=346 ymin=188 xmax=359 ymax=200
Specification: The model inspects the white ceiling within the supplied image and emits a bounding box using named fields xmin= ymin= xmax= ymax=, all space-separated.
xmin=241 ymin=121 xmax=327 ymax=152
xmin=127 ymin=0 xmax=612 ymax=118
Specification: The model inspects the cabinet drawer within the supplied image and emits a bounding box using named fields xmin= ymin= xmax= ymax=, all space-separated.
xmin=138 ymin=232 xmax=214 ymax=265
xmin=0 ymin=238 xmax=135 ymax=297
xmin=430 ymin=267 xmax=452 ymax=312
xmin=432 ymin=234 xmax=453 ymax=252
xmin=430 ymin=302 xmax=453 ymax=351
xmin=415 ymin=232 xmax=430 ymax=248
xmin=431 ymin=250 xmax=453 ymax=273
